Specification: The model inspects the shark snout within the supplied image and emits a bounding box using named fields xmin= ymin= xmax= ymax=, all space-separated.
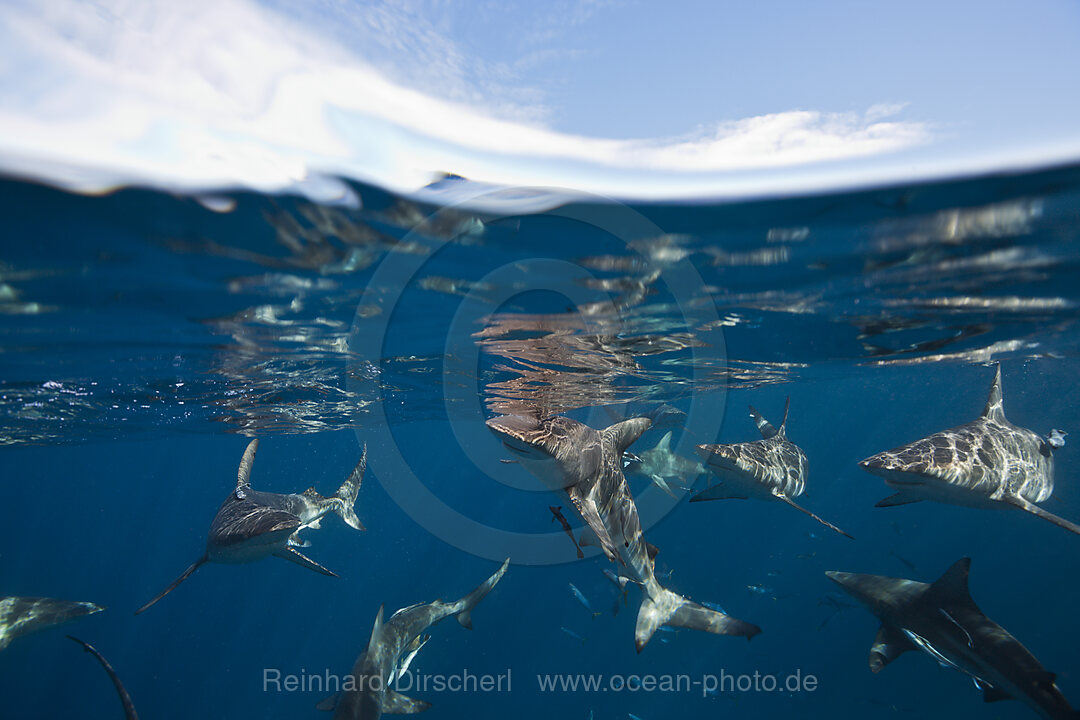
xmin=824 ymin=570 xmax=851 ymax=585
xmin=858 ymin=453 xmax=893 ymax=472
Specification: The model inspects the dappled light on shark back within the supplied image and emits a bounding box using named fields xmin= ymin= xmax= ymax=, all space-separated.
xmin=487 ymin=413 xmax=761 ymax=652
xmin=859 ymin=365 xmax=1079 ymax=535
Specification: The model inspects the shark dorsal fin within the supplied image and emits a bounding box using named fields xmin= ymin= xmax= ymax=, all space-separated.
xmin=928 ymin=557 xmax=973 ymax=604
xmin=657 ymin=431 xmax=673 ymax=452
xmin=748 ymin=405 xmax=777 ymax=439
xmin=237 ymin=438 xmax=259 ymax=487
xmin=779 ymin=396 xmax=790 ymax=435
xmin=366 ymin=605 xmax=385 ymax=653
xmin=981 ymin=366 xmax=1006 ymax=423
xmin=602 ymin=418 xmax=652 ymax=454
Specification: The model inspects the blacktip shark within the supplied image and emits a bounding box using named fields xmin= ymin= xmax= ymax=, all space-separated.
xmin=318 ymin=559 xmax=510 ymax=720
xmin=859 ymin=366 xmax=1079 ymax=535
xmin=0 ymin=596 xmax=103 ymax=651
xmin=827 ymin=558 xmax=1078 ymax=720
xmin=487 ymin=414 xmax=760 ymax=652
xmin=623 ymin=430 xmax=707 ymax=498
xmin=691 ymin=399 xmax=853 ymax=539
xmin=136 ymin=438 xmax=366 ymax=614
xmin=68 ymin=636 xmax=139 ymax=720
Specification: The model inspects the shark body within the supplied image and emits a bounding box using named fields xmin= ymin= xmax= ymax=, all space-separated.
xmin=860 ymin=366 xmax=1078 ymax=534
xmin=320 ymin=559 xmax=509 ymax=720
xmin=136 ymin=439 xmax=366 ymax=614
xmin=624 ymin=430 xmax=707 ymax=497
xmin=828 ymin=558 xmax=1078 ymax=720
xmin=487 ymin=413 xmax=760 ymax=651
xmin=691 ymin=399 xmax=851 ymax=538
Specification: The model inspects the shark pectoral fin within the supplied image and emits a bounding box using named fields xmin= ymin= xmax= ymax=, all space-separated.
xmin=381 ymin=689 xmax=432 ymax=714
xmin=875 ymin=491 xmax=924 ymax=508
xmin=1003 ymin=495 xmax=1080 ymax=536
xmin=776 ymin=495 xmax=854 ymax=539
xmin=566 ymin=488 xmax=622 ymax=565
xmin=689 ymin=484 xmax=748 ymax=502
xmin=635 ymin=589 xmax=760 ymax=653
xmin=869 ymin=624 xmax=916 ymax=673
xmin=134 ymin=554 xmax=208 ymax=615
xmin=650 ymin=474 xmax=678 ymax=499
xmin=237 ymin=438 xmax=259 ymax=487
xmin=272 ymin=548 xmax=337 ymax=577
xmin=315 ymin=692 xmax=341 ymax=712
xmin=668 ymin=600 xmax=761 ymax=640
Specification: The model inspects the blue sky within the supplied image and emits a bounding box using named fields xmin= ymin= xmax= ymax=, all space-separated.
xmin=1 ymin=0 xmax=1078 ymax=200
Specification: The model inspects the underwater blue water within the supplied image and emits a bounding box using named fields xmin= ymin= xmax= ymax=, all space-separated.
xmin=2 ymin=162 xmax=1080 ymax=720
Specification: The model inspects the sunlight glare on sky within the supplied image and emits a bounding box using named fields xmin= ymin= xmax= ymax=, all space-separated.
xmin=0 ymin=0 xmax=1078 ymax=200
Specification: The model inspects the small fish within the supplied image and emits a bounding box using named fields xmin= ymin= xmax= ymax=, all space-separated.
xmin=629 ymin=714 xmax=643 ymax=720
xmin=569 ymin=583 xmax=592 ymax=612
xmin=701 ymin=601 xmax=728 ymax=614
xmin=560 ymin=626 xmax=585 ymax=643
xmin=747 ymin=584 xmax=773 ymax=595
xmin=889 ymin=550 xmax=918 ymax=572
xmin=796 ymin=551 xmax=817 ymax=560
xmin=550 ymin=506 xmax=585 ymax=559
xmin=602 ymin=569 xmax=630 ymax=617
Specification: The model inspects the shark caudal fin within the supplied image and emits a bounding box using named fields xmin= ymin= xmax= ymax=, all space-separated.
xmin=634 ymin=586 xmax=760 ymax=652
xmin=333 ymin=444 xmax=367 ymax=531
xmin=1005 ymin=495 xmax=1080 ymax=536
xmin=454 ymin=559 xmax=510 ymax=630
xmin=134 ymin=554 xmax=208 ymax=615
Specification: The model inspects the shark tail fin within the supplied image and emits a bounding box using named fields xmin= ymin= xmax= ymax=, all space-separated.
xmin=602 ymin=417 xmax=652 ymax=455
xmin=634 ymin=585 xmax=760 ymax=653
xmin=455 ymin=558 xmax=510 ymax=630
xmin=776 ymin=494 xmax=854 ymax=539
xmin=135 ymin=554 xmax=208 ymax=615
xmin=333 ymin=444 xmax=367 ymax=531
xmin=1004 ymin=496 xmax=1080 ymax=536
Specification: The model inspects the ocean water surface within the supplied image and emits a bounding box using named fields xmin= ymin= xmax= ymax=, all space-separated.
xmin=2 ymin=162 xmax=1080 ymax=719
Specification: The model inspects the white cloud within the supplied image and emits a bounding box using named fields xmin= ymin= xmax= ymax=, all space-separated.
xmin=0 ymin=0 xmax=938 ymax=200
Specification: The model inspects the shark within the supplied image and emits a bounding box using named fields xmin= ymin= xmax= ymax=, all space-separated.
xmin=68 ymin=636 xmax=139 ymax=720
xmin=487 ymin=413 xmax=760 ymax=651
xmin=0 ymin=596 xmax=103 ymax=651
xmin=623 ymin=430 xmax=708 ymax=498
xmin=827 ymin=558 xmax=1078 ymax=720
xmin=318 ymin=559 xmax=510 ymax=720
xmin=136 ymin=438 xmax=366 ymax=614
xmin=690 ymin=399 xmax=852 ymax=539
xmin=859 ymin=366 xmax=1079 ymax=535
